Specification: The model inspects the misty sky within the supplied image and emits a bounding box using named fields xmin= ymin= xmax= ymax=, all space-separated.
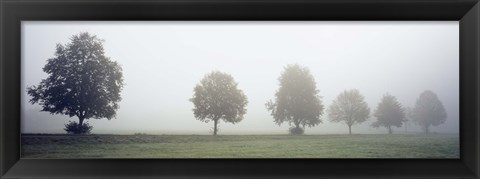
xmin=21 ymin=21 xmax=459 ymax=135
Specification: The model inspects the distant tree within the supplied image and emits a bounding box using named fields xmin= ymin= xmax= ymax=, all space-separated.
xmin=412 ymin=90 xmax=447 ymax=134
xmin=372 ymin=94 xmax=406 ymax=134
xmin=190 ymin=71 xmax=248 ymax=135
xmin=404 ymin=107 xmax=414 ymax=133
xmin=27 ymin=32 xmax=124 ymax=134
xmin=266 ymin=64 xmax=324 ymax=135
xmin=328 ymin=89 xmax=370 ymax=135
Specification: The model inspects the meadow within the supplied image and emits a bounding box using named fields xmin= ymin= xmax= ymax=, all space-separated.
xmin=21 ymin=134 xmax=459 ymax=158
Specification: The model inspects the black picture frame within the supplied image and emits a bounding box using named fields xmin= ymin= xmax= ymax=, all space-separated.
xmin=1 ymin=0 xmax=479 ymax=178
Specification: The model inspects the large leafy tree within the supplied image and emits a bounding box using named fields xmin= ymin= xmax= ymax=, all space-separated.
xmin=412 ymin=90 xmax=447 ymax=134
xmin=328 ymin=89 xmax=370 ymax=135
xmin=372 ymin=94 xmax=406 ymax=134
xmin=266 ymin=64 xmax=324 ymax=135
xmin=27 ymin=32 xmax=124 ymax=134
xmin=190 ymin=71 xmax=248 ymax=135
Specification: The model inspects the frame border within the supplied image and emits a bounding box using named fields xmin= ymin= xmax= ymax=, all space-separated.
xmin=1 ymin=0 xmax=479 ymax=178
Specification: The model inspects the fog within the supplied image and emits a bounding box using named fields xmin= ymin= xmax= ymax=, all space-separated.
xmin=21 ymin=21 xmax=459 ymax=135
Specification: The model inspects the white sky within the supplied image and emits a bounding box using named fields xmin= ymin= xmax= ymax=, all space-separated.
xmin=21 ymin=21 xmax=459 ymax=135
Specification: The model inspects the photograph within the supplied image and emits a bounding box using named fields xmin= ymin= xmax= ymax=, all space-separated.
xmin=21 ymin=21 xmax=459 ymax=158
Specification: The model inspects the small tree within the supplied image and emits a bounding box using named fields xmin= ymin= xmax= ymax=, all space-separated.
xmin=404 ymin=107 xmax=414 ymax=133
xmin=190 ymin=71 xmax=248 ymax=135
xmin=27 ymin=32 xmax=124 ymax=134
xmin=372 ymin=94 xmax=406 ymax=134
xmin=412 ymin=90 xmax=447 ymax=134
xmin=328 ymin=89 xmax=370 ymax=135
xmin=266 ymin=64 xmax=324 ymax=135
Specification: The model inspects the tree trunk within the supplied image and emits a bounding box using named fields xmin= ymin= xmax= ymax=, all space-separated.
xmin=388 ymin=126 xmax=392 ymax=134
xmin=78 ymin=116 xmax=85 ymax=134
xmin=348 ymin=125 xmax=352 ymax=135
xmin=79 ymin=117 xmax=84 ymax=126
xmin=213 ymin=119 xmax=218 ymax=136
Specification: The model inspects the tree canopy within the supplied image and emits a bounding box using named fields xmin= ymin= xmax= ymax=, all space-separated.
xmin=27 ymin=32 xmax=124 ymax=134
xmin=328 ymin=89 xmax=370 ymax=135
xmin=266 ymin=64 xmax=324 ymax=135
xmin=372 ymin=94 xmax=406 ymax=134
xmin=412 ymin=90 xmax=447 ymax=134
xmin=190 ymin=71 xmax=248 ymax=135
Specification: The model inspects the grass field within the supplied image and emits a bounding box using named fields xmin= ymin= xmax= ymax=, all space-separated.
xmin=21 ymin=134 xmax=459 ymax=158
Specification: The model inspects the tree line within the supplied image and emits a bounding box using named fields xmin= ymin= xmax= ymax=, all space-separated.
xmin=27 ymin=32 xmax=448 ymax=135
xmin=192 ymin=64 xmax=447 ymax=135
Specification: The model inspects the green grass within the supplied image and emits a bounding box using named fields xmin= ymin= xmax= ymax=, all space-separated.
xmin=21 ymin=134 xmax=459 ymax=158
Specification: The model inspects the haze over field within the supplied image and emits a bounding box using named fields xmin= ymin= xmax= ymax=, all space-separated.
xmin=21 ymin=21 xmax=459 ymax=135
